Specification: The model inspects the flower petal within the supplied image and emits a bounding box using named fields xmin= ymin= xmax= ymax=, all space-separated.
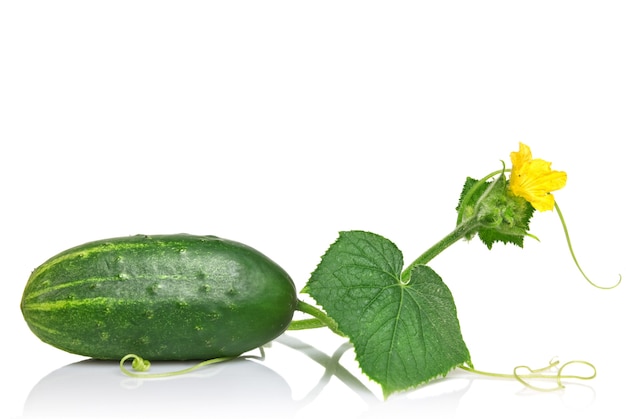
xmin=508 ymin=143 xmax=567 ymax=211
xmin=510 ymin=142 xmax=532 ymax=172
xmin=530 ymin=193 xmax=556 ymax=212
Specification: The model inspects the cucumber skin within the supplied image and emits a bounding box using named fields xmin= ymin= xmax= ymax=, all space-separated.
xmin=21 ymin=234 xmax=298 ymax=360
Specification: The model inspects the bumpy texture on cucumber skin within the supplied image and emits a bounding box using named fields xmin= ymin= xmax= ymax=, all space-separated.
xmin=21 ymin=234 xmax=298 ymax=360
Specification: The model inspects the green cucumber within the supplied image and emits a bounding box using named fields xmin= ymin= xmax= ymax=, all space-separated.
xmin=21 ymin=234 xmax=298 ymax=360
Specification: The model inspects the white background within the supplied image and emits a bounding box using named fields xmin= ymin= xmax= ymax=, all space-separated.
xmin=1 ymin=1 xmax=625 ymax=418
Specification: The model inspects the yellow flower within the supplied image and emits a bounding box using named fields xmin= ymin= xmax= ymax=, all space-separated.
xmin=509 ymin=142 xmax=567 ymax=212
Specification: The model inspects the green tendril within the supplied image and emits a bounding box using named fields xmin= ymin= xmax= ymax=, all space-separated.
xmin=119 ymin=348 xmax=265 ymax=379
xmin=129 ymin=355 xmax=151 ymax=372
xmin=460 ymin=358 xmax=596 ymax=392
xmin=554 ymin=201 xmax=622 ymax=290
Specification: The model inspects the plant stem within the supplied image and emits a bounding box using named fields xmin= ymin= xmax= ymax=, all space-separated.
xmin=288 ymin=300 xmax=345 ymax=337
xmin=401 ymin=218 xmax=480 ymax=282
xmin=287 ymin=318 xmax=326 ymax=330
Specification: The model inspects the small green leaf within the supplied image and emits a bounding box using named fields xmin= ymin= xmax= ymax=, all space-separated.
xmin=456 ymin=177 xmax=489 ymax=221
xmin=456 ymin=176 xmax=535 ymax=249
xmin=304 ymin=231 xmax=471 ymax=397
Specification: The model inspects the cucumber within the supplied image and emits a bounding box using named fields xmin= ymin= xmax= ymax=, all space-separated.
xmin=21 ymin=234 xmax=298 ymax=360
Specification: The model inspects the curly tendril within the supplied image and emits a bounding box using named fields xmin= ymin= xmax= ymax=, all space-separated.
xmin=513 ymin=359 xmax=596 ymax=392
xmin=120 ymin=348 xmax=265 ymax=379
xmin=460 ymin=358 xmax=596 ymax=392
xmin=128 ymin=354 xmax=150 ymax=372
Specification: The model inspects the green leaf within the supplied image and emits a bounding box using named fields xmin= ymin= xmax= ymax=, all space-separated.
xmin=303 ymin=230 xmax=471 ymax=397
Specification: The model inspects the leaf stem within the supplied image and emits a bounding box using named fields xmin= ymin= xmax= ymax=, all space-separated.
xmin=401 ymin=218 xmax=480 ymax=282
xmin=288 ymin=300 xmax=345 ymax=337
xmin=402 ymin=166 xmax=510 ymax=282
xmin=287 ymin=318 xmax=327 ymax=331
xmin=401 ymin=166 xmax=510 ymax=282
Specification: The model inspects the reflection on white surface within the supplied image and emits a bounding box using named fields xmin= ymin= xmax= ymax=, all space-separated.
xmin=22 ymin=334 xmax=477 ymax=419
xmin=24 ymin=357 xmax=296 ymax=418
xmin=20 ymin=332 xmax=603 ymax=419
